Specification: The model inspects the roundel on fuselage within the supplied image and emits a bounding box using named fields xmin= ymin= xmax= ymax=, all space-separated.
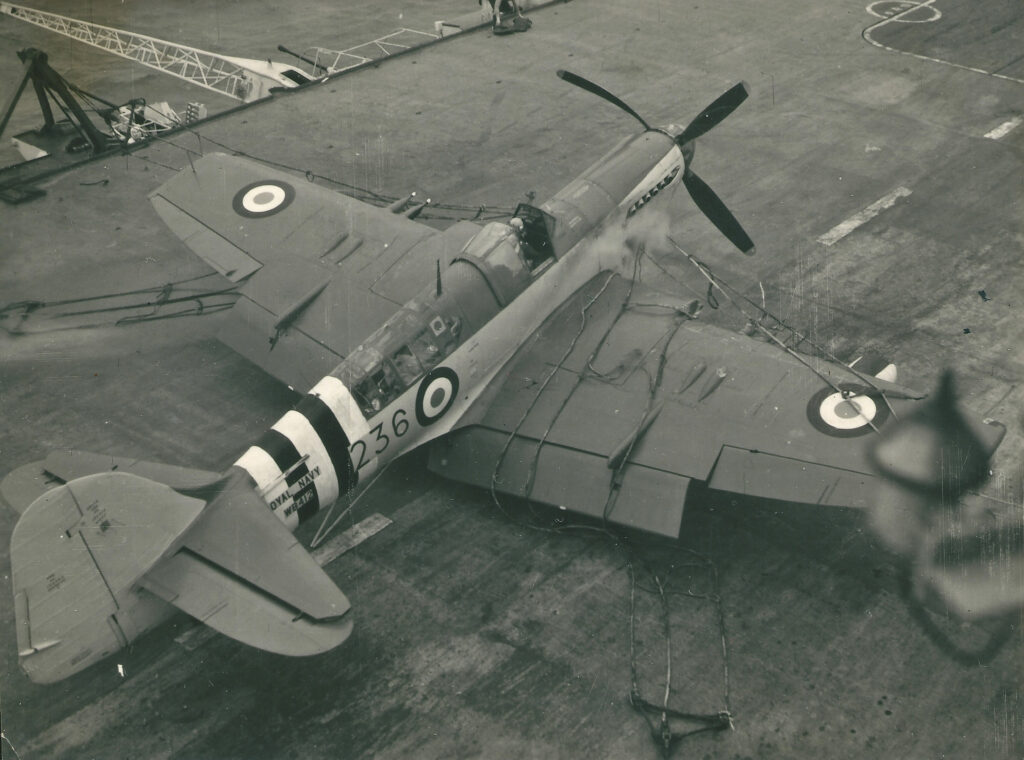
xmin=232 ymin=180 xmax=296 ymax=218
xmin=806 ymin=383 xmax=890 ymax=437
xmin=416 ymin=367 xmax=460 ymax=426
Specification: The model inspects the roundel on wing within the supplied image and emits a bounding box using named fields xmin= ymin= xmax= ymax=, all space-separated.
xmin=232 ymin=180 xmax=295 ymax=218
xmin=806 ymin=383 xmax=890 ymax=438
xmin=416 ymin=367 xmax=459 ymax=426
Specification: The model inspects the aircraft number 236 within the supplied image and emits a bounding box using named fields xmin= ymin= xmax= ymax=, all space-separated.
xmin=349 ymin=409 xmax=408 ymax=470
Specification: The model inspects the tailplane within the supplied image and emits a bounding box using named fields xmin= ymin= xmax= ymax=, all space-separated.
xmin=11 ymin=472 xmax=205 ymax=683
xmin=8 ymin=464 xmax=352 ymax=684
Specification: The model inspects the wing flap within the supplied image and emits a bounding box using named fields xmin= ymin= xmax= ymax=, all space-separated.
xmin=219 ymin=296 xmax=343 ymax=392
xmin=233 ymin=256 xmax=405 ymax=354
xmin=141 ymin=550 xmax=352 ymax=656
xmin=431 ymin=428 xmax=689 ymax=538
xmin=370 ymin=220 xmax=483 ymax=303
xmin=707 ymin=446 xmax=875 ymax=507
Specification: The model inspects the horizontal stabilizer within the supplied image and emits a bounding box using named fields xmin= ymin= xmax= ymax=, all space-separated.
xmin=11 ymin=473 xmax=207 ymax=683
xmin=1 ymin=450 xmax=219 ymax=515
xmin=42 ymin=450 xmax=221 ymax=490
xmin=142 ymin=550 xmax=353 ymax=656
xmin=178 ymin=469 xmax=351 ymax=621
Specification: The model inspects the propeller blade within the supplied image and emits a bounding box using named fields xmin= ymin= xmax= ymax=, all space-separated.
xmin=682 ymin=168 xmax=756 ymax=255
xmin=556 ymin=69 xmax=650 ymax=130
xmin=676 ymin=81 xmax=750 ymax=145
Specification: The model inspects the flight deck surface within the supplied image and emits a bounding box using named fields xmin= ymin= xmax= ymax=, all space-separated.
xmin=1 ymin=1 xmax=1021 ymax=758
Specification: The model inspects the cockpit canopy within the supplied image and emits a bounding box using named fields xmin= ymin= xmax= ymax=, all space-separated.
xmin=335 ymin=301 xmax=460 ymax=417
xmin=332 ymin=207 xmax=557 ymax=420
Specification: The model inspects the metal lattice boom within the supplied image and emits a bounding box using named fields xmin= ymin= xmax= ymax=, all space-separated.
xmin=307 ymin=28 xmax=439 ymax=75
xmin=1 ymin=2 xmax=303 ymax=102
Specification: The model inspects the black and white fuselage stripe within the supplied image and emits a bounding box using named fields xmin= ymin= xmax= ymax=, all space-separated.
xmin=234 ymin=374 xmax=372 ymax=531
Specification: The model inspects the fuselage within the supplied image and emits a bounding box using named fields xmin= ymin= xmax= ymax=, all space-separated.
xmin=229 ymin=127 xmax=686 ymax=531
xmin=11 ymin=124 xmax=693 ymax=685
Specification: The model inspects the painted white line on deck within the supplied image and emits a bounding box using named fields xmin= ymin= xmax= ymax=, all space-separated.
xmin=174 ymin=622 xmax=217 ymax=650
xmin=817 ymin=186 xmax=912 ymax=246
xmin=175 ymin=513 xmax=392 ymax=649
xmin=984 ymin=116 xmax=1023 ymax=140
xmin=862 ymin=0 xmax=1024 ymax=85
xmin=311 ymin=512 xmax=392 ymax=566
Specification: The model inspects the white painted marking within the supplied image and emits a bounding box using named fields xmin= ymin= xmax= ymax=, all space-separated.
xmin=235 ymin=445 xmax=281 ymax=488
xmin=174 ymin=513 xmax=392 ymax=651
xmin=311 ymin=512 xmax=393 ymax=566
xmin=311 ymin=374 xmax=379 ymax=478
xmin=273 ymin=410 xmax=341 ymax=508
xmin=984 ymin=116 xmax=1022 ymax=140
xmin=312 ymin=375 xmax=371 ymax=441
xmin=817 ymin=186 xmax=912 ymax=246
xmin=241 ymin=183 xmax=286 ymax=213
xmin=863 ymin=0 xmax=1024 ymax=85
xmin=866 ymin=1 xmax=941 ymax=23
xmin=234 ymin=445 xmax=291 ymax=525
xmin=819 ymin=392 xmax=877 ymax=429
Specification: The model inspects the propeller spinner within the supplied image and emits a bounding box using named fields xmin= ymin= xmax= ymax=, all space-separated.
xmin=556 ymin=70 xmax=755 ymax=255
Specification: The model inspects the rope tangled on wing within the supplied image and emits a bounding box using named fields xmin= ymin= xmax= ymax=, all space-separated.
xmin=485 ymin=244 xmax=734 ymax=759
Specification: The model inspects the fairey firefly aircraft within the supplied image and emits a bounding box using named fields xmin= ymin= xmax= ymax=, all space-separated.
xmin=5 ymin=72 xmax=1005 ymax=684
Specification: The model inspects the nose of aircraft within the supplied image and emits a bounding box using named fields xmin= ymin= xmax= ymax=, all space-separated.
xmin=658 ymin=122 xmax=687 ymax=141
xmin=556 ymin=70 xmax=754 ymax=254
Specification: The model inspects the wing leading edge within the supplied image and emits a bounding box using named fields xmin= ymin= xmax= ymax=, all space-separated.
xmin=429 ymin=273 xmax=1005 ymax=538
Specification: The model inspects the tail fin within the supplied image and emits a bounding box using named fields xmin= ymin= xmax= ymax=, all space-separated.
xmin=11 ymin=472 xmax=206 ymax=683
xmin=10 ymin=468 xmax=352 ymax=684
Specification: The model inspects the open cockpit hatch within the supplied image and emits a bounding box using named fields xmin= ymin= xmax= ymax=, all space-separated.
xmin=513 ymin=203 xmax=557 ymax=269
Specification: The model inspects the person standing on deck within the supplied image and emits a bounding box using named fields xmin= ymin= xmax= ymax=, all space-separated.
xmin=483 ymin=0 xmax=532 ymax=34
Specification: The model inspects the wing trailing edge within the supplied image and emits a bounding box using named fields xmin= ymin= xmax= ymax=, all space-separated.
xmin=141 ymin=548 xmax=352 ymax=656
xmin=430 ymin=430 xmax=690 ymax=538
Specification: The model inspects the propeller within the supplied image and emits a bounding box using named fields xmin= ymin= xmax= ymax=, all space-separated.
xmin=556 ymin=69 xmax=650 ymax=130
xmin=682 ymin=167 xmax=755 ymax=254
xmin=556 ymin=70 xmax=756 ymax=255
xmin=676 ymin=81 xmax=749 ymax=145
